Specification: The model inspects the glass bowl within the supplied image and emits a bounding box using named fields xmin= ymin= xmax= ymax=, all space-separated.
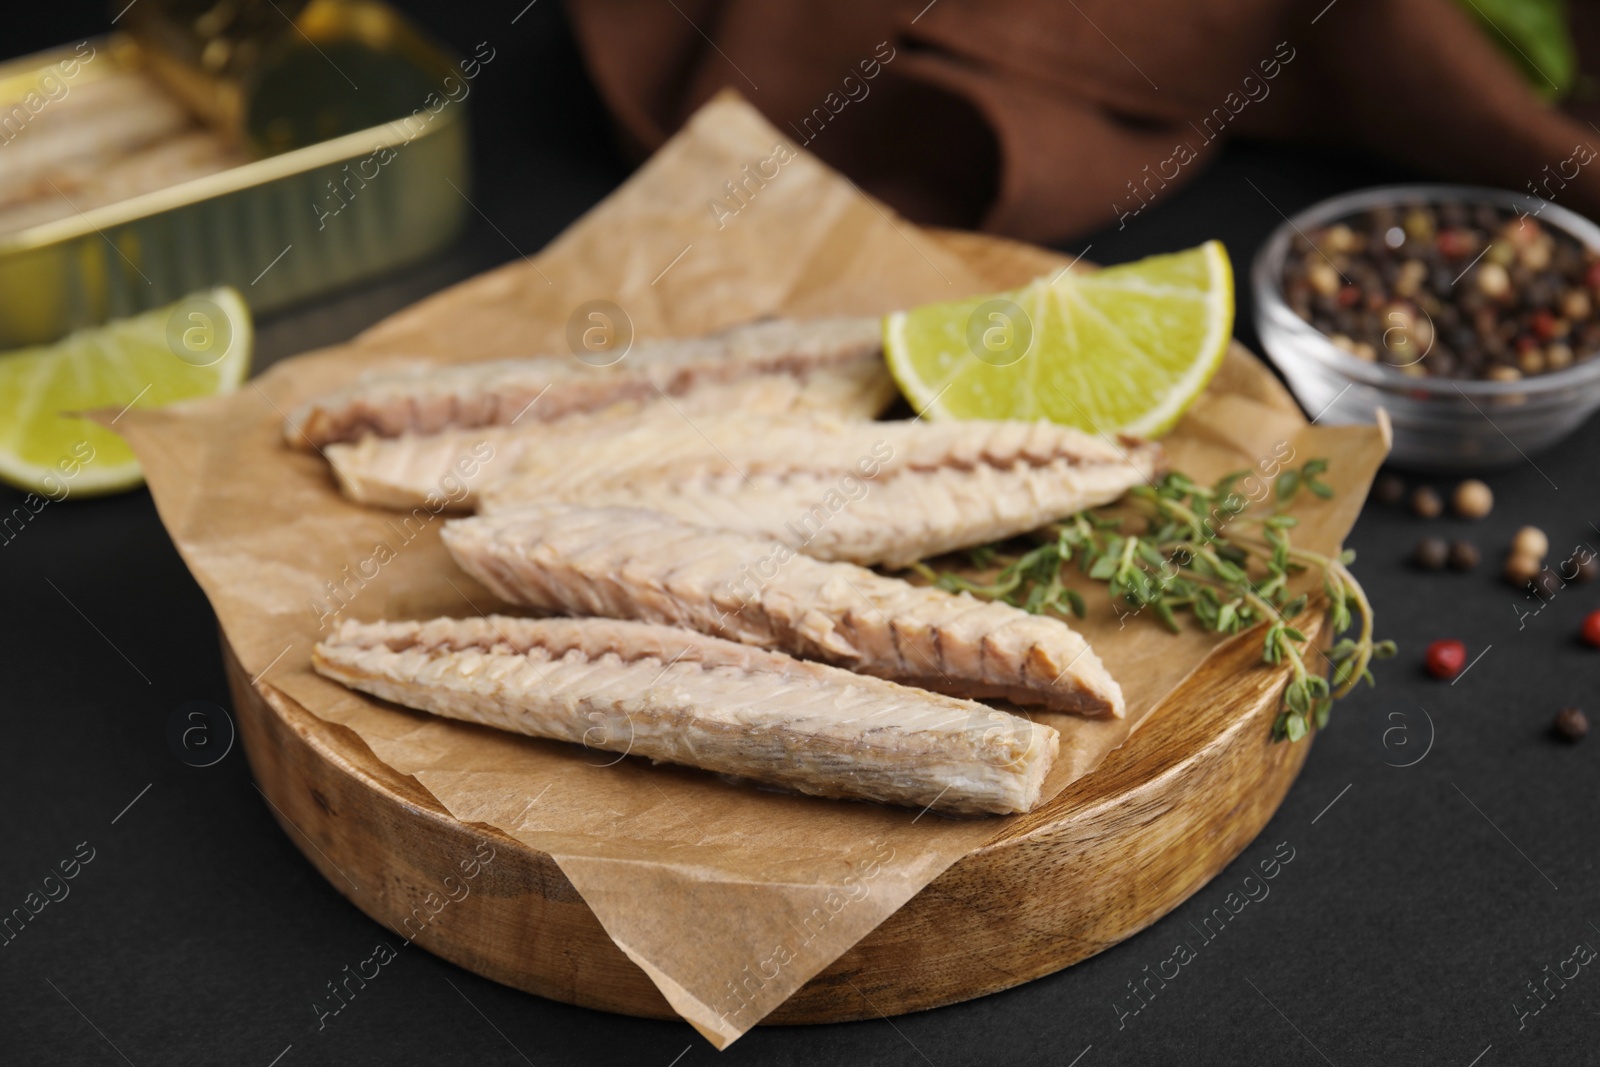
xmin=1251 ymin=184 xmax=1600 ymax=470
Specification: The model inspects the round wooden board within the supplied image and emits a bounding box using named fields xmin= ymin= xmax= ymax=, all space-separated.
xmin=226 ymin=608 xmax=1312 ymax=1026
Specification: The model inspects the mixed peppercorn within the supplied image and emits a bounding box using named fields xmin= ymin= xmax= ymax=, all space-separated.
xmin=1553 ymin=706 xmax=1589 ymax=741
xmin=1367 ymin=472 xmax=1598 ymax=743
xmin=1284 ymin=202 xmax=1600 ymax=380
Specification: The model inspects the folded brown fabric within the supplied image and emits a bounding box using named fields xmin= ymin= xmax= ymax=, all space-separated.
xmin=564 ymin=0 xmax=1600 ymax=243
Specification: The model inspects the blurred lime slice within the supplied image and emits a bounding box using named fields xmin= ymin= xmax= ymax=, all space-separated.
xmin=0 ymin=287 xmax=252 ymax=496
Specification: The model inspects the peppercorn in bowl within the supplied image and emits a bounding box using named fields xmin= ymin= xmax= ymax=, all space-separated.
xmin=1251 ymin=185 xmax=1600 ymax=469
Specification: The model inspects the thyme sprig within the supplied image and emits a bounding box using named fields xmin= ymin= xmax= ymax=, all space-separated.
xmin=913 ymin=459 xmax=1394 ymax=742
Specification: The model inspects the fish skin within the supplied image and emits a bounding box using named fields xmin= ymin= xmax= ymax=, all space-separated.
xmin=313 ymin=615 xmax=1060 ymax=815
xmin=285 ymin=316 xmax=891 ymax=448
xmin=443 ymin=505 xmax=1124 ymax=717
xmin=324 ymin=372 xmax=895 ymax=511
xmin=475 ymin=414 xmax=1163 ymax=567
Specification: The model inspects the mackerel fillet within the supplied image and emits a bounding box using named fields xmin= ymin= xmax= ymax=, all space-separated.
xmin=476 ymin=413 xmax=1162 ymax=566
xmin=312 ymin=616 xmax=1060 ymax=815
xmin=444 ymin=505 xmax=1124 ymax=717
xmin=285 ymin=316 xmax=892 ymax=448
xmin=324 ymin=373 xmax=893 ymax=511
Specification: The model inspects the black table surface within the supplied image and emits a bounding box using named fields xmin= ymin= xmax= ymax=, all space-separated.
xmin=3 ymin=6 xmax=1597 ymax=1066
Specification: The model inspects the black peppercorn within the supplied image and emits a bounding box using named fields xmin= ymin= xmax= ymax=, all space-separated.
xmin=1530 ymin=568 xmax=1563 ymax=598
xmin=1447 ymin=540 xmax=1480 ymax=571
xmin=1411 ymin=486 xmax=1444 ymax=518
xmin=1372 ymin=473 xmax=1405 ymax=505
xmin=1553 ymin=706 xmax=1588 ymax=742
xmin=1413 ymin=537 xmax=1449 ymax=569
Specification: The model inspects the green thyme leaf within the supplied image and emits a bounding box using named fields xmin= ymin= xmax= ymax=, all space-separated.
xmin=916 ymin=457 xmax=1389 ymax=745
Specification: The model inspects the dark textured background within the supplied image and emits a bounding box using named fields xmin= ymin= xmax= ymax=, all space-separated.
xmin=1 ymin=5 xmax=1596 ymax=1065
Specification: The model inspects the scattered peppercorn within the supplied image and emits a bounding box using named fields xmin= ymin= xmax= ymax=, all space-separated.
xmin=1425 ymin=638 xmax=1468 ymax=679
xmin=1553 ymin=706 xmax=1588 ymax=742
xmin=1372 ymin=473 xmax=1406 ymax=505
xmin=1447 ymin=540 xmax=1480 ymax=571
xmin=1505 ymin=552 xmax=1543 ymax=585
xmin=1284 ymin=204 xmax=1600 ymax=380
xmin=1411 ymin=486 xmax=1444 ymax=519
xmin=1530 ymin=568 xmax=1563 ymax=598
xmin=1414 ymin=536 xmax=1449 ymax=569
xmin=1576 ymin=556 xmax=1600 ymax=583
xmin=1583 ymin=608 xmax=1600 ymax=648
xmin=1451 ymin=479 xmax=1493 ymax=519
xmin=1511 ymin=525 xmax=1549 ymax=559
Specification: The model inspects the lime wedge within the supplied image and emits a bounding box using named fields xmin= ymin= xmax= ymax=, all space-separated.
xmin=0 ymin=288 xmax=252 ymax=496
xmin=884 ymin=241 xmax=1233 ymax=437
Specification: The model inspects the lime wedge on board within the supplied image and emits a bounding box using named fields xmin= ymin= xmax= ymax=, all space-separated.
xmin=884 ymin=241 xmax=1233 ymax=437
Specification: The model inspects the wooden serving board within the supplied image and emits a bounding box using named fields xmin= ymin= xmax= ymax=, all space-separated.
xmin=226 ymin=601 xmax=1313 ymax=1024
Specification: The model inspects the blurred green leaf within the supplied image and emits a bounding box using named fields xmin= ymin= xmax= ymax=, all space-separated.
xmin=1457 ymin=0 xmax=1577 ymax=99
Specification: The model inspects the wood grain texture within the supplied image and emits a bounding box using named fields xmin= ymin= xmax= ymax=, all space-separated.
xmin=227 ymin=602 xmax=1314 ymax=1024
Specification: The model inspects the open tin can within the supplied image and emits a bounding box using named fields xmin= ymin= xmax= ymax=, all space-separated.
xmin=0 ymin=0 xmax=472 ymax=348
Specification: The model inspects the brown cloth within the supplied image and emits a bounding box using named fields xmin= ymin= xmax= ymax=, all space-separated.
xmin=565 ymin=0 xmax=1600 ymax=244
